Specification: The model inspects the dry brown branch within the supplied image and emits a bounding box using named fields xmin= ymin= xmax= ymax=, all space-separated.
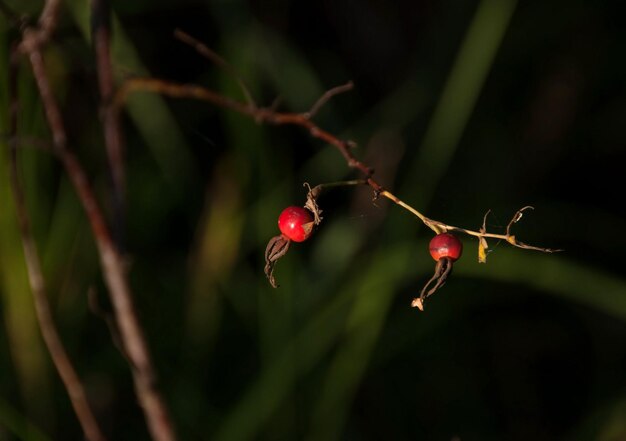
xmin=264 ymin=235 xmax=291 ymax=288
xmin=303 ymin=81 xmax=354 ymax=119
xmin=379 ymin=191 xmax=560 ymax=254
xmin=115 ymin=75 xmax=558 ymax=256
xmin=92 ymin=0 xmax=126 ymax=249
xmin=8 ymin=45 xmax=108 ymax=441
xmin=174 ymin=28 xmax=256 ymax=108
xmin=14 ymin=4 xmax=179 ymax=441
xmin=506 ymin=205 xmax=534 ymax=236
xmin=115 ymin=77 xmax=374 ymax=177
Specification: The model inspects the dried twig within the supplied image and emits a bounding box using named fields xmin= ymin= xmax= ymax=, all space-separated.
xmin=35 ymin=0 xmax=61 ymax=42
xmin=15 ymin=3 xmax=179 ymax=441
xmin=115 ymin=78 xmax=374 ymax=176
xmin=506 ymin=205 xmax=533 ymax=237
xmin=303 ymin=81 xmax=354 ymax=119
xmin=92 ymin=0 xmax=126 ymax=250
xmin=114 ymin=75 xmax=558 ymax=255
xmin=8 ymin=45 xmax=108 ymax=441
xmin=174 ymin=29 xmax=256 ymax=108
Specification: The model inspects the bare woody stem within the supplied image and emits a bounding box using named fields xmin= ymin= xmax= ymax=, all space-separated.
xmin=116 ymin=74 xmax=557 ymax=254
xmin=378 ymin=190 xmax=436 ymax=231
xmin=114 ymin=78 xmax=374 ymax=177
xmin=8 ymin=158 xmax=110 ymax=441
xmin=8 ymin=48 xmax=108 ymax=441
xmin=114 ymin=31 xmax=559 ymax=254
xmin=92 ymin=0 xmax=126 ymax=250
xmin=16 ymin=9 xmax=179 ymax=441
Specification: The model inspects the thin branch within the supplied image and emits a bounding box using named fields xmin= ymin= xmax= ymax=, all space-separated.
xmin=92 ymin=0 xmax=126 ymax=250
xmin=8 ymin=47 xmax=108 ymax=441
xmin=114 ymin=78 xmax=374 ymax=176
xmin=174 ymin=28 xmax=256 ymax=108
xmin=36 ymin=0 xmax=61 ymax=42
xmin=379 ymin=190 xmax=438 ymax=231
xmin=17 ymin=13 xmax=179 ymax=441
xmin=429 ymin=214 xmax=561 ymax=253
xmin=506 ymin=205 xmax=533 ymax=237
xmin=13 ymin=0 xmax=61 ymax=51
xmin=303 ymin=81 xmax=354 ymax=119
xmin=115 ymin=76 xmax=558 ymax=254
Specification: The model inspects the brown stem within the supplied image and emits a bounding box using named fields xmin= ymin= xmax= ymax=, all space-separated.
xmin=17 ymin=12 xmax=178 ymax=441
xmin=36 ymin=0 xmax=61 ymax=42
xmin=115 ymin=78 xmax=374 ymax=176
xmin=173 ymin=29 xmax=256 ymax=108
xmin=92 ymin=0 xmax=126 ymax=250
xmin=115 ymin=77 xmax=558 ymax=254
xmin=8 ymin=47 xmax=108 ymax=441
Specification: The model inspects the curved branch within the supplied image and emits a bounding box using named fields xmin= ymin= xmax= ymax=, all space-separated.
xmin=17 ymin=11 xmax=178 ymax=441
xmin=115 ymin=76 xmax=558 ymax=255
xmin=8 ymin=45 xmax=108 ymax=441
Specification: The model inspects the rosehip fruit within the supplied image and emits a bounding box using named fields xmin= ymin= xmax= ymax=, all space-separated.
xmin=429 ymin=233 xmax=463 ymax=262
xmin=278 ymin=206 xmax=314 ymax=242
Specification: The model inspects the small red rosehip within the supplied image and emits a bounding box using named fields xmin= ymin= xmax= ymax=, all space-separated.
xmin=429 ymin=233 xmax=463 ymax=262
xmin=278 ymin=206 xmax=314 ymax=242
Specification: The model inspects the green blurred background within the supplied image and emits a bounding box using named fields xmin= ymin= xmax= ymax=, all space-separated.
xmin=1 ymin=0 xmax=626 ymax=440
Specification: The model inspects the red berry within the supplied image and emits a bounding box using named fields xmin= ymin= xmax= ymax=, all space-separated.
xmin=429 ymin=233 xmax=463 ymax=262
xmin=278 ymin=206 xmax=314 ymax=242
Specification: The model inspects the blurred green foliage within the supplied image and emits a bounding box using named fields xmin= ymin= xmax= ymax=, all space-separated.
xmin=1 ymin=0 xmax=626 ymax=440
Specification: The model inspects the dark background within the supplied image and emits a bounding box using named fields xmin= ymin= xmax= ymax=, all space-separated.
xmin=1 ymin=0 xmax=626 ymax=440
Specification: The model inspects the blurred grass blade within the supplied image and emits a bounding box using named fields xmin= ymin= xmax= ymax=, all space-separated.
xmin=0 ymin=398 xmax=52 ymax=441
xmin=456 ymin=251 xmax=626 ymax=321
xmin=0 ymin=31 xmax=53 ymax=423
xmin=213 ymin=286 xmax=352 ymax=441
xmin=306 ymin=245 xmax=412 ymax=441
xmin=405 ymin=0 xmax=518 ymax=204
xmin=185 ymin=155 xmax=243 ymax=348
xmin=213 ymin=244 xmax=413 ymax=441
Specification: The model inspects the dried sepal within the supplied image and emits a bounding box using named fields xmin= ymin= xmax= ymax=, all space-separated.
xmin=304 ymin=182 xmax=323 ymax=225
xmin=478 ymin=238 xmax=488 ymax=263
xmin=412 ymin=257 xmax=454 ymax=311
xmin=302 ymin=221 xmax=315 ymax=237
xmin=264 ymin=234 xmax=291 ymax=288
xmin=478 ymin=209 xmax=490 ymax=263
